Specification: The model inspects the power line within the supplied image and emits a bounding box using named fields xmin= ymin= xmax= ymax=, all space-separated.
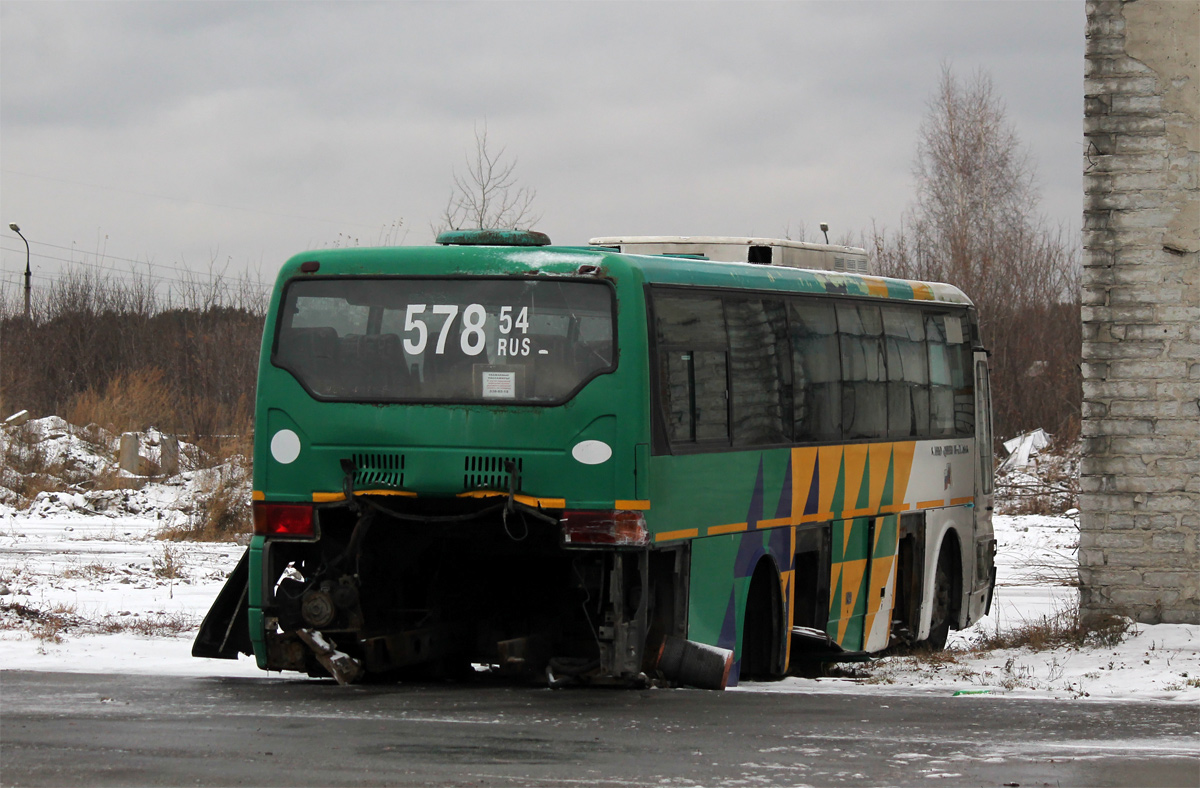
xmin=1 ymin=235 xmax=272 ymax=283
xmin=0 ymin=244 xmax=272 ymax=292
xmin=2 ymin=168 xmax=384 ymax=229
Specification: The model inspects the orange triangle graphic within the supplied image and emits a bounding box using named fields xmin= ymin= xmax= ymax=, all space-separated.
xmin=842 ymin=444 xmax=869 ymax=513
xmin=790 ymin=447 xmax=819 ymax=521
xmin=817 ymin=445 xmax=843 ymax=515
xmin=868 ymin=443 xmax=892 ymax=512
xmin=891 ymin=441 xmax=917 ymax=507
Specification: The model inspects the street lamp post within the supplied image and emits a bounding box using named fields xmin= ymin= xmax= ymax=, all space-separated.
xmin=9 ymin=223 xmax=30 ymax=320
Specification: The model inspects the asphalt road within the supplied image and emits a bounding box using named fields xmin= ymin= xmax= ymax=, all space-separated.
xmin=2 ymin=670 xmax=1197 ymax=787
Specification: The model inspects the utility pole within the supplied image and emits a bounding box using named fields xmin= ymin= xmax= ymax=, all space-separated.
xmin=9 ymin=223 xmax=30 ymax=320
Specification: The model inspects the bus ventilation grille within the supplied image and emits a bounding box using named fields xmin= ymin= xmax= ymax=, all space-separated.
xmin=464 ymin=456 xmax=522 ymax=490
xmin=352 ymin=452 xmax=405 ymax=489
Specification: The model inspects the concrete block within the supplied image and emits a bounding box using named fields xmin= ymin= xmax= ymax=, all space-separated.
xmin=160 ymin=436 xmax=180 ymax=477
xmin=1084 ymin=380 xmax=1156 ymax=398
xmin=1134 ymin=514 xmax=1181 ymax=531
xmin=1121 ymin=323 xmax=1188 ymax=340
xmin=1144 ymin=572 xmax=1198 ymax=590
xmin=1111 ymin=475 xmax=1188 ymax=494
xmin=1160 ymin=609 xmax=1200 ymax=625
xmin=1108 ymin=587 xmax=1176 ymax=609
xmin=1081 ymin=418 xmax=1153 ymax=437
xmin=1167 ymin=341 xmax=1200 ymax=359
xmin=1086 ymin=75 xmax=1163 ymax=96
xmin=1151 ymin=533 xmax=1188 ymax=551
xmin=1111 ymin=94 xmax=1165 ymax=115
xmin=1108 ymin=359 xmax=1188 ymax=378
xmin=1085 ymin=566 xmax=1145 ymax=585
xmin=1156 ymin=306 xmax=1200 ymax=323
xmin=1082 ymin=340 xmax=1165 ymax=359
xmin=1109 ymin=285 xmax=1184 ymax=304
xmin=1108 ymin=399 xmax=1192 ymax=418
xmin=1153 ymin=418 xmax=1200 ymax=436
xmin=1093 ymin=533 xmax=1150 ymax=550
xmin=119 ymin=434 xmax=143 ymax=475
xmin=1083 ymin=455 xmax=1150 ymax=475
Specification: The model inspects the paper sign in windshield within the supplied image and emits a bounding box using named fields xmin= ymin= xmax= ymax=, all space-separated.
xmin=481 ymin=371 xmax=517 ymax=399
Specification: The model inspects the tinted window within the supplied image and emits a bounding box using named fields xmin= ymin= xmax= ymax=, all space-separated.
xmin=789 ymin=300 xmax=841 ymax=441
xmin=926 ymin=313 xmax=974 ymax=437
xmin=837 ymin=303 xmax=887 ymax=440
xmin=275 ymin=278 xmax=614 ymax=402
xmin=883 ymin=306 xmax=930 ymax=438
xmin=655 ymin=294 xmax=729 ymax=445
xmin=726 ymin=299 xmax=790 ymax=445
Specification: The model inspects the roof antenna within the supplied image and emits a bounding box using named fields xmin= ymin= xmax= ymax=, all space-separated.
xmin=820 ymin=222 xmax=830 ymax=244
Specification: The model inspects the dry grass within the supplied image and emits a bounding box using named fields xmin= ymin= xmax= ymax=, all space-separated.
xmin=158 ymin=464 xmax=252 ymax=543
xmin=151 ymin=544 xmax=185 ymax=580
xmin=0 ymin=601 xmax=85 ymax=644
xmin=1 ymin=423 xmax=72 ymax=505
xmin=61 ymin=561 xmax=116 ymax=582
xmin=969 ymin=607 xmax=1129 ymax=652
xmin=65 ymin=367 xmax=176 ymax=436
xmin=96 ymin=610 xmax=196 ymax=637
xmin=0 ymin=601 xmax=196 ymax=640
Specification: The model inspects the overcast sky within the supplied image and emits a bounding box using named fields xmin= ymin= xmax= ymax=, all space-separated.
xmin=1 ymin=1 xmax=1084 ymax=295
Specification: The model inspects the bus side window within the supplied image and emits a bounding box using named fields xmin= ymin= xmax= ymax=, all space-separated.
xmin=925 ymin=312 xmax=974 ymax=437
xmin=882 ymin=306 xmax=930 ymax=439
xmin=654 ymin=293 xmax=729 ymax=447
xmin=837 ymin=303 xmax=887 ymax=440
xmin=788 ymin=299 xmax=841 ymax=442
xmin=726 ymin=298 xmax=790 ymax=446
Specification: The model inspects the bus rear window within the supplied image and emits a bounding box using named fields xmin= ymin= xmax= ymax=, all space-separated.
xmin=274 ymin=277 xmax=615 ymax=403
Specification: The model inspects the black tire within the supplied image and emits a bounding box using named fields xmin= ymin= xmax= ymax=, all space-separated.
xmin=741 ymin=562 xmax=784 ymax=680
xmin=925 ymin=546 xmax=959 ymax=651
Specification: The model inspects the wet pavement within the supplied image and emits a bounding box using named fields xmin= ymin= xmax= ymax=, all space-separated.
xmin=2 ymin=670 xmax=1197 ymax=786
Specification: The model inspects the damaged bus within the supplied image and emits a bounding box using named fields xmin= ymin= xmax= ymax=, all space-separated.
xmin=194 ymin=229 xmax=995 ymax=688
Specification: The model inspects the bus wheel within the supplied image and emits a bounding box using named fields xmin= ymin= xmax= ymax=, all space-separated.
xmin=741 ymin=561 xmax=783 ymax=680
xmin=925 ymin=546 xmax=959 ymax=651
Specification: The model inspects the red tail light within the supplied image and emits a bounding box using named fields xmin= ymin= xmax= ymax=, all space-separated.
xmin=253 ymin=503 xmax=315 ymax=537
xmin=561 ymin=510 xmax=649 ymax=547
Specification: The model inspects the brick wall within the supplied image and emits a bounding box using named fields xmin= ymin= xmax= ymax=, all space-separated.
xmin=1081 ymin=0 xmax=1199 ymax=624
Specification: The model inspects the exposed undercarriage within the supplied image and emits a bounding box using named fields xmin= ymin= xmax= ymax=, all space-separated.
xmin=256 ymin=497 xmax=686 ymax=685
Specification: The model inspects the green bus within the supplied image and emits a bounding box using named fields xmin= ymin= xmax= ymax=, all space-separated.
xmin=194 ymin=229 xmax=996 ymax=688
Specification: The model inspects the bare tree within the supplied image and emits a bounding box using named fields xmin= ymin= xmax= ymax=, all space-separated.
xmin=437 ymin=122 xmax=539 ymax=233
xmin=871 ymin=66 xmax=1082 ymax=442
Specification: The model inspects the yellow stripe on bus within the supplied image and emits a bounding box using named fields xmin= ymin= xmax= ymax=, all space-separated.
xmin=312 ymin=490 xmax=419 ymax=503
xmin=457 ymin=490 xmax=566 ymax=509
xmin=708 ymin=522 xmax=748 ymax=536
xmin=655 ymin=528 xmax=699 ymax=542
xmin=917 ymin=499 xmax=945 ymax=509
xmin=615 ymin=500 xmax=651 ymax=510
xmin=755 ymin=517 xmax=791 ymax=530
xmin=950 ymin=496 xmax=975 ymax=506
xmin=840 ymin=507 xmax=876 ymax=519
xmin=252 ymin=490 xmax=265 ymax=501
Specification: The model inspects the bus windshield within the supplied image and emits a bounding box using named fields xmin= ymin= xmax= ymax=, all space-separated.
xmin=274 ymin=277 xmax=615 ymax=403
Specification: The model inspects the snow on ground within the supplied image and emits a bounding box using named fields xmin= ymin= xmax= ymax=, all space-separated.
xmin=0 ymin=419 xmax=1196 ymax=700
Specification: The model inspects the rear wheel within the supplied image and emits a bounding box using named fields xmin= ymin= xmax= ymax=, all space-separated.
xmin=741 ymin=561 xmax=784 ymax=680
xmin=925 ymin=546 xmax=959 ymax=651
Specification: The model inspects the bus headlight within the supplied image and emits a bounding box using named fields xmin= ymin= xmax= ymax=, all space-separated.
xmin=560 ymin=510 xmax=649 ymax=547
